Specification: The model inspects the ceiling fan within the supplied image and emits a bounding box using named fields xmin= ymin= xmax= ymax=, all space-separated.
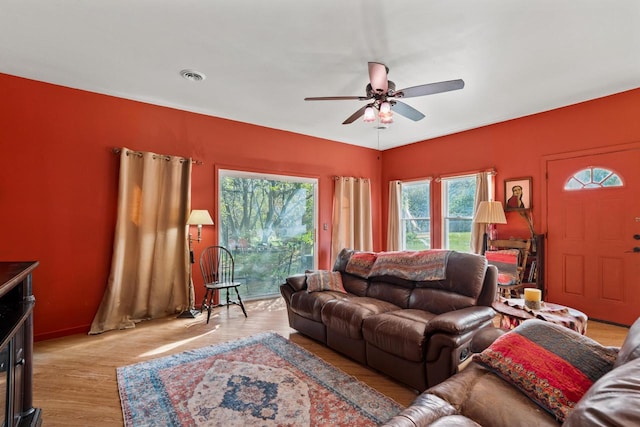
xmin=304 ymin=62 xmax=464 ymax=125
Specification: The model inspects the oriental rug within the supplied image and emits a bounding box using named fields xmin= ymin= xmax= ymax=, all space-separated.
xmin=117 ymin=332 xmax=403 ymax=426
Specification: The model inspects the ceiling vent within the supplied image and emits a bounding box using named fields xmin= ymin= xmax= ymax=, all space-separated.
xmin=180 ymin=69 xmax=206 ymax=82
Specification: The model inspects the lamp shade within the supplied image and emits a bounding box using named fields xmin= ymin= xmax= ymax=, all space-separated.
xmin=187 ymin=209 xmax=214 ymax=225
xmin=472 ymin=201 xmax=507 ymax=224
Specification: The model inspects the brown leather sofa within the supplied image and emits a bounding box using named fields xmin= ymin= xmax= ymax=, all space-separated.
xmin=383 ymin=317 xmax=640 ymax=426
xmin=280 ymin=248 xmax=498 ymax=391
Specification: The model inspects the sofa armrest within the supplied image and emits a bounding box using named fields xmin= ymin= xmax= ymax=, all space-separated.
xmin=426 ymin=306 xmax=496 ymax=335
xmin=285 ymin=274 xmax=307 ymax=292
xmin=381 ymin=393 xmax=458 ymax=427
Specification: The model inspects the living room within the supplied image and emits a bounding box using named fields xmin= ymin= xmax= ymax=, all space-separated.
xmin=1 ymin=2 xmax=639 ymax=426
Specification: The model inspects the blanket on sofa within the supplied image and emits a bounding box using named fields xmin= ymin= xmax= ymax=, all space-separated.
xmin=345 ymin=250 xmax=449 ymax=281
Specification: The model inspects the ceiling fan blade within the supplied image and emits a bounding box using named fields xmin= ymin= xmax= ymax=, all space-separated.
xmin=305 ymin=96 xmax=368 ymax=101
xmin=391 ymin=101 xmax=425 ymax=121
xmin=342 ymin=105 xmax=369 ymax=124
xmin=396 ymin=79 xmax=465 ymax=98
xmin=368 ymin=62 xmax=388 ymax=93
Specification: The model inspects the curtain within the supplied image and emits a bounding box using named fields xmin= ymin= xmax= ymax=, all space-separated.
xmin=470 ymin=172 xmax=490 ymax=254
xmin=387 ymin=180 xmax=402 ymax=251
xmin=331 ymin=176 xmax=373 ymax=263
xmin=90 ymin=148 xmax=192 ymax=334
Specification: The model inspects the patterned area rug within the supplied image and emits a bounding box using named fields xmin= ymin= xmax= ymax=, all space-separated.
xmin=117 ymin=332 xmax=403 ymax=426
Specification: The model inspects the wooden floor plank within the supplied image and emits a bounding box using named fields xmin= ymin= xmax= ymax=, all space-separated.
xmin=33 ymin=298 xmax=629 ymax=426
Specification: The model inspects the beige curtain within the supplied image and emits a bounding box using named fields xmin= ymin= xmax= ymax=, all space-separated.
xmin=470 ymin=172 xmax=490 ymax=254
xmin=387 ymin=180 xmax=402 ymax=251
xmin=331 ymin=176 xmax=373 ymax=263
xmin=90 ymin=148 xmax=192 ymax=334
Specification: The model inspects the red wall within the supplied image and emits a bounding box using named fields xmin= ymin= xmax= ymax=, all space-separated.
xmin=381 ymin=88 xmax=640 ymax=246
xmin=2 ymin=71 xmax=638 ymax=341
xmin=0 ymin=74 xmax=382 ymax=340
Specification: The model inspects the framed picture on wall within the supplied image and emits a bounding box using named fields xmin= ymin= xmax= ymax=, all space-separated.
xmin=504 ymin=177 xmax=532 ymax=211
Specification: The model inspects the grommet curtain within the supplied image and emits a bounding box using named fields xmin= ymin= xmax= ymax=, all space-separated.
xmin=331 ymin=176 xmax=373 ymax=263
xmin=90 ymin=148 xmax=191 ymax=334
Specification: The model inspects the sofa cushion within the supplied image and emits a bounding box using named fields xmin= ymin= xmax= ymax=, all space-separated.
xmin=305 ymin=270 xmax=346 ymax=293
xmin=321 ymin=297 xmax=400 ymax=340
xmin=563 ymin=357 xmax=640 ymax=426
xmin=473 ymin=319 xmax=618 ymax=422
xmin=363 ymin=309 xmax=436 ymax=362
xmin=428 ymin=363 xmax=559 ymax=427
xmin=290 ymin=290 xmax=350 ymax=322
xmin=613 ymin=316 xmax=640 ymax=368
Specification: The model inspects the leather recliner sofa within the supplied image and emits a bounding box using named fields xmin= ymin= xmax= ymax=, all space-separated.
xmin=280 ymin=248 xmax=498 ymax=391
xmin=383 ymin=317 xmax=640 ymax=426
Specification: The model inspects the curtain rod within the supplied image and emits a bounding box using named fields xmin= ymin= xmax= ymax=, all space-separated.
xmin=112 ymin=148 xmax=203 ymax=165
xmin=333 ymin=176 xmax=369 ymax=182
xmin=434 ymin=167 xmax=496 ymax=182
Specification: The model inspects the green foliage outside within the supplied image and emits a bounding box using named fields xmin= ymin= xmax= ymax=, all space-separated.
xmin=219 ymin=175 xmax=315 ymax=299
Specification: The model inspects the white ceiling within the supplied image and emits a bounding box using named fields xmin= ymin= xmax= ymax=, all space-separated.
xmin=2 ymin=1 xmax=639 ymax=150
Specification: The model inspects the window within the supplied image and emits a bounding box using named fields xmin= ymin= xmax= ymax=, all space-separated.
xmin=441 ymin=175 xmax=477 ymax=251
xmin=564 ymin=167 xmax=623 ymax=190
xmin=219 ymin=170 xmax=317 ymax=300
xmin=400 ymin=180 xmax=431 ymax=250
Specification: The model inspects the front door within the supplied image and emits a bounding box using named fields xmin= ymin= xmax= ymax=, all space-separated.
xmin=546 ymin=146 xmax=640 ymax=326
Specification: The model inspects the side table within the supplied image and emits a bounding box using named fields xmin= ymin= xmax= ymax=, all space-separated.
xmin=491 ymin=297 xmax=588 ymax=335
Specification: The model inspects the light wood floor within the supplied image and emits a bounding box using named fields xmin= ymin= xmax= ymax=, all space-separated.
xmin=33 ymin=298 xmax=629 ymax=427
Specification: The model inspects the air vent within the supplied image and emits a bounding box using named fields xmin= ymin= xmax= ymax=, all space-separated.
xmin=180 ymin=69 xmax=206 ymax=82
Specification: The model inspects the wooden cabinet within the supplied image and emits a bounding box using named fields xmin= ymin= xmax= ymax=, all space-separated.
xmin=0 ymin=262 xmax=42 ymax=427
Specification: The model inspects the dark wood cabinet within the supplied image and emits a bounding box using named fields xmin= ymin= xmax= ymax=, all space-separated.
xmin=0 ymin=262 xmax=42 ymax=427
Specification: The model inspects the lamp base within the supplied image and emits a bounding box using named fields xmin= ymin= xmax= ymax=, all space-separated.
xmin=177 ymin=309 xmax=201 ymax=319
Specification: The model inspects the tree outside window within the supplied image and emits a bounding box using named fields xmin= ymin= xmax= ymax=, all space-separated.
xmin=441 ymin=176 xmax=476 ymax=251
xmin=400 ymin=180 xmax=430 ymax=250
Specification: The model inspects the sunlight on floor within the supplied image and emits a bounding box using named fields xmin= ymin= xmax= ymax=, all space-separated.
xmin=137 ymin=325 xmax=221 ymax=358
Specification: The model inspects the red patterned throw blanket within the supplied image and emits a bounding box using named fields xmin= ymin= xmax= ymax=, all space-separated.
xmin=345 ymin=251 xmax=377 ymax=277
xmin=345 ymin=250 xmax=449 ymax=281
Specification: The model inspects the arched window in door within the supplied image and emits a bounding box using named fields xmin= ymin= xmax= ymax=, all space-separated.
xmin=564 ymin=166 xmax=623 ymax=190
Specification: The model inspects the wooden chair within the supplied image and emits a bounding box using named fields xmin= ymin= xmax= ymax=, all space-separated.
xmin=199 ymin=245 xmax=247 ymax=324
xmin=486 ymin=238 xmax=532 ymax=298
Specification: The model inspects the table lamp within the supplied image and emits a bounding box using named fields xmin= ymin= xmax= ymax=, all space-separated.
xmin=473 ymin=201 xmax=507 ymax=254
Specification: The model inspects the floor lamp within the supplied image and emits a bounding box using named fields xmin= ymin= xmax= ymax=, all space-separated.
xmin=473 ymin=201 xmax=507 ymax=254
xmin=178 ymin=209 xmax=214 ymax=319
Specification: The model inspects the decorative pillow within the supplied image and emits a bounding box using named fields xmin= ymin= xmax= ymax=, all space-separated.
xmin=305 ymin=270 xmax=346 ymax=293
xmin=473 ymin=319 xmax=618 ymax=422
xmin=485 ymin=249 xmax=519 ymax=285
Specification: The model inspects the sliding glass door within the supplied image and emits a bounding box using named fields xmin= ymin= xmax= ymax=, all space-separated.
xmin=218 ymin=169 xmax=317 ymax=299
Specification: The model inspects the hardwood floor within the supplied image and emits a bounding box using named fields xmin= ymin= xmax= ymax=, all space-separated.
xmin=33 ymin=298 xmax=629 ymax=426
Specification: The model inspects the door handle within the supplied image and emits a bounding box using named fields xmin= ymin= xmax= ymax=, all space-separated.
xmin=626 ymin=247 xmax=640 ymax=253
xmin=634 ymin=234 xmax=640 ymax=240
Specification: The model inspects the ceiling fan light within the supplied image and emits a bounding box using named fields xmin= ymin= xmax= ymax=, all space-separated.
xmin=363 ymin=106 xmax=376 ymax=122
xmin=380 ymin=111 xmax=393 ymax=124
xmin=380 ymin=101 xmax=391 ymax=114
